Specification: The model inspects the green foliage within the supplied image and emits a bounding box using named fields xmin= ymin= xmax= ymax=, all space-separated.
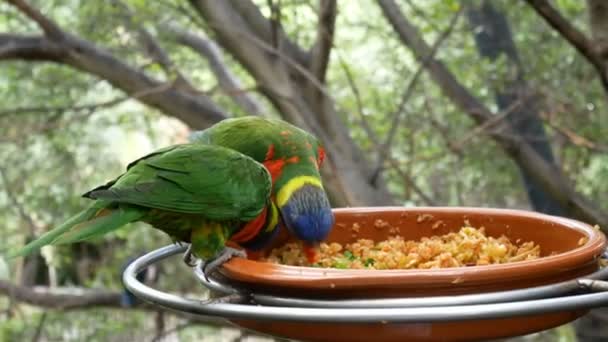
xmin=0 ymin=0 xmax=605 ymax=340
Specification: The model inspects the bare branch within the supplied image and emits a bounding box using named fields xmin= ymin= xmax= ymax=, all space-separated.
xmin=223 ymin=0 xmax=310 ymax=66
xmin=167 ymin=25 xmax=265 ymax=115
xmin=0 ymin=96 xmax=138 ymax=144
xmin=110 ymin=0 xmax=196 ymax=93
xmin=524 ymin=0 xmax=608 ymax=91
xmin=0 ymin=280 xmax=231 ymax=328
xmin=150 ymin=321 xmax=195 ymax=342
xmin=387 ymin=158 xmax=437 ymax=206
xmin=0 ymin=33 xmax=227 ymax=129
xmin=113 ymin=0 xmax=173 ymax=72
xmin=267 ymin=0 xmax=281 ymax=50
xmin=31 ymin=312 xmax=47 ymax=342
xmin=378 ymin=1 xmax=492 ymax=125
xmin=588 ymin=0 xmax=608 ymax=58
xmin=0 ymin=167 xmax=41 ymax=235
xmin=0 ymin=34 xmax=63 ymax=60
xmin=304 ymin=0 xmax=337 ymax=115
xmin=403 ymin=0 xmax=440 ymax=32
xmin=310 ymin=0 xmax=337 ymax=84
xmin=5 ymin=0 xmax=63 ymax=39
xmin=335 ymin=54 xmax=380 ymax=146
xmin=333 ymin=57 xmax=434 ymax=205
xmin=540 ymin=112 xmax=608 ymax=153
xmin=0 ymin=96 xmax=129 ymax=117
xmin=371 ymin=8 xmax=462 ymax=184
xmin=0 ymin=280 xmax=123 ymax=309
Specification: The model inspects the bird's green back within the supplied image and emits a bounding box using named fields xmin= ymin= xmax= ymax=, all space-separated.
xmin=87 ymin=144 xmax=272 ymax=222
xmin=190 ymin=117 xmax=326 ymax=191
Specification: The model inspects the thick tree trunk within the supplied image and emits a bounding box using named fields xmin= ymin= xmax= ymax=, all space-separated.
xmin=466 ymin=1 xmax=565 ymax=215
xmin=190 ymin=0 xmax=394 ymax=207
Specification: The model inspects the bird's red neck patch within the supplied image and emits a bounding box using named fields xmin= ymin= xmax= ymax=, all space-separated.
xmin=262 ymin=144 xmax=300 ymax=182
xmin=230 ymin=207 xmax=268 ymax=243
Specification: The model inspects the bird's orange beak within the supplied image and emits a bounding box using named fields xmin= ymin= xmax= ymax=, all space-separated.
xmin=303 ymin=243 xmax=318 ymax=264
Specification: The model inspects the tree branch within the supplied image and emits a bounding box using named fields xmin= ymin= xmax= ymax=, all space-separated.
xmin=150 ymin=321 xmax=195 ymax=342
xmin=166 ymin=25 xmax=265 ymax=115
xmin=0 ymin=34 xmax=63 ymax=60
xmin=0 ymin=280 xmax=123 ymax=309
xmin=335 ymin=54 xmax=380 ymax=146
xmin=192 ymin=0 xmax=395 ymax=206
xmin=226 ymin=0 xmax=310 ymax=66
xmin=310 ymin=0 xmax=337 ymax=84
xmin=110 ymin=0 xmax=196 ymax=93
xmin=0 ymin=33 xmax=227 ymax=129
xmin=371 ymin=8 xmax=461 ymax=184
xmin=5 ymin=0 xmax=63 ymax=39
xmin=0 ymin=280 xmax=232 ymax=328
xmin=378 ymin=0 xmax=491 ymax=125
xmin=0 ymin=167 xmax=41 ymax=235
xmin=378 ymin=0 xmax=608 ymax=229
xmin=524 ymin=0 xmax=608 ymax=91
xmin=31 ymin=312 xmax=47 ymax=342
xmin=587 ymin=0 xmax=608 ymax=58
xmin=0 ymin=96 xmax=129 ymax=117
xmin=540 ymin=112 xmax=608 ymax=153
xmin=3 ymin=0 xmax=228 ymax=129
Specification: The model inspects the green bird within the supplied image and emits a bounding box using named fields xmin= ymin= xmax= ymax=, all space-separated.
xmin=190 ymin=117 xmax=334 ymax=262
xmin=8 ymin=117 xmax=334 ymax=273
xmin=8 ymin=144 xmax=277 ymax=273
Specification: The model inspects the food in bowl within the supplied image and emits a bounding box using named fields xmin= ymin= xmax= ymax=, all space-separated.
xmin=263 ymin=224 xmax=541 ymax=269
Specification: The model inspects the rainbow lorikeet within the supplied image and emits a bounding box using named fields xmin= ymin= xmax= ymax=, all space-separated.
xmin=190 ymin=117 xmax=334 ymax=261
xmin=8 ymin=117 xmax=334 ymax=275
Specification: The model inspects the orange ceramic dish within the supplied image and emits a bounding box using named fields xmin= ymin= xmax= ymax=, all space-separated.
xmin=221 ymin=207 xmax=605 ymax=298
xmin=220 ymin=207 xmax=606 ymax=342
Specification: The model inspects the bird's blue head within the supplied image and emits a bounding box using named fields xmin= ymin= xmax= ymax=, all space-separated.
xmin=276 ymin=177 xmax=334 ymax=245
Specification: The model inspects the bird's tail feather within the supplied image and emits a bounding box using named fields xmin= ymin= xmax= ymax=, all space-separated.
xmin=6 ymin=202 xmax=143 ymax=258
xmin=52 ymin=206 xmax=144 ymax=244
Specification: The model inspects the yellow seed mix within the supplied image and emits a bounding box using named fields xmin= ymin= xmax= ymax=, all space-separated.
xmin=263 ymin=226 xmax=541 ymax=270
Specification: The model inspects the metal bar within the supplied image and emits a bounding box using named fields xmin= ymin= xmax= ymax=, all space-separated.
xmin=193 ymin=266 xmax=240 ymax=295
xmin=245 ymin=269 xmax=608 ymax=308
xmin=578 ymin=279 xmax=608 ymax=292
xmin=123 ymin=244 xmax=608 ymax=324
xmin=191 ymin=249 xmax=608 ymax=309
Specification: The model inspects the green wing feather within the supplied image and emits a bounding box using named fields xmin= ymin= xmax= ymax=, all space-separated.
xmin=86 ymin=144 xmax=272 ymax=221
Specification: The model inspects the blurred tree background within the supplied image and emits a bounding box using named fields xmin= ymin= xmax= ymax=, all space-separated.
xmin=0 ymin=0 xmax=607 ymax=341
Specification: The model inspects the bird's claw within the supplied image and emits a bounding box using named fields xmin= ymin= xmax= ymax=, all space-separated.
xmin=182 ymin=244 xmax=198 ymax=267
xmin=200 ymin=293 xmax=246 ymax=305
xmin=200 ymin=247 xmax=247 ymax=281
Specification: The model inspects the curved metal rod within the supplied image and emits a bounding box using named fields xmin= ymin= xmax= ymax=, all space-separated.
xmin=192 ymin=247 xmax=608 ymax=308
xmin=194 ymin=266 xmax=608 ymax=308
xmin=194 ymin=265 xmax=240 ymax=295
xmin=124 ymin=244 xmax=608 ymax=323
xmin=250 ymin=267 xmax=608 ymax=308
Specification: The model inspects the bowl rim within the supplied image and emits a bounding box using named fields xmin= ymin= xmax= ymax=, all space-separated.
xmin=221 ymin=207 xmax=606 ymax=289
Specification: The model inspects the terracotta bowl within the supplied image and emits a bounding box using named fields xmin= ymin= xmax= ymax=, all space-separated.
xmin=222 ymin=207 xmax=606 ymax=341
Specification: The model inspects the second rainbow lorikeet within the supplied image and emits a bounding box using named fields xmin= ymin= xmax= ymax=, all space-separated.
xmin=190 ymin=117 xmax=334 ymax=262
